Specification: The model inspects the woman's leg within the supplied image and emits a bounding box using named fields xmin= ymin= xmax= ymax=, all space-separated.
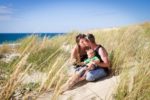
xmin=60 ymin=72 xmax=80 ymax=93
xmin=85 ymin=68 xmax=107 ymax=81
xmin=60 ymin=67 xmax=87 ymax=93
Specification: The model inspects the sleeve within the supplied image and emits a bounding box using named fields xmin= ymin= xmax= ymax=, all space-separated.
xmin=93 ymin=56 xmax=99 ymax=61
xmin=84 ymin=59 xmax=90 ymax=64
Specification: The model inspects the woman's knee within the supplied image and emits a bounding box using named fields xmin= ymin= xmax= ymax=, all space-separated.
xmin=85 ymin=72 xmax=95 ymax=82
xmin=85 ymin=69 xmax=107 ymax=81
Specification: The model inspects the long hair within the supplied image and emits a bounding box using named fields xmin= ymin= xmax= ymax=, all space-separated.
xmin=75 ymin=34 xmax=86 ymax=62
xmin=75 ymin=33 xmax=86 ymax=44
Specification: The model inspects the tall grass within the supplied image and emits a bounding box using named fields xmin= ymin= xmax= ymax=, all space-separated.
xmin=87 ymin=23 xmax=150 ymax=99
xmin=0 ymin=22 xmax=149 ymax=99
xmin=0 ymin=33 xmax=73 ymax=99
xmin=0 ymin=44 xmax=13 ymax=54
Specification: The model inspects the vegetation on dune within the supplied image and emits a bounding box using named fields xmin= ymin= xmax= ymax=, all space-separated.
xmin=0 ymin=22 xmax=149 ymax=99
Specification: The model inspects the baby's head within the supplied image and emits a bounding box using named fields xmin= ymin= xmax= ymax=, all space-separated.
xmin=86 ymin=48 xmax=95 ymax=58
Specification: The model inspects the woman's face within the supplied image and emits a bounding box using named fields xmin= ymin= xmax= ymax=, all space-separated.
xmin=79 ymin=38 xmax=90 ymax=47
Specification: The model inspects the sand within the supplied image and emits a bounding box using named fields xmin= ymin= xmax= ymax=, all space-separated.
xmin=37 ymin=75 xmax=120 ymax=100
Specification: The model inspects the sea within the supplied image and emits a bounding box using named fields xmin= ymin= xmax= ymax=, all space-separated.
xmin=0 ymin=33 xmax=65 ymax=44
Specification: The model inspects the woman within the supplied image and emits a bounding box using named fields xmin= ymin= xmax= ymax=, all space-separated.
xmin=60 ymin=34 xmax=89 ymax=93
xmin=70 ymin=34 xmax=89 ymax=67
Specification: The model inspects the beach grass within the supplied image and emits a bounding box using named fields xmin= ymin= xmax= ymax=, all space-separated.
xmin=0 ymin=22 xmax=149 ymax=99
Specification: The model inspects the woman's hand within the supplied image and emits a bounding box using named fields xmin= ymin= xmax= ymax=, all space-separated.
xmin=70 ymin=58 xmax=77 ymax=65
xmin=87 ymin=63 xmax=95 ymax=70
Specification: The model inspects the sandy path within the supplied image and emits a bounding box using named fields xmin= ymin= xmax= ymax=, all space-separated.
xmin=37 ymin=76 xmax=119 ymax=100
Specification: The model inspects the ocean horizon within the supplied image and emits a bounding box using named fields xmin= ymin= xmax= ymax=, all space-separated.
xmin=0 ymin=33 xmax=65 ymax=44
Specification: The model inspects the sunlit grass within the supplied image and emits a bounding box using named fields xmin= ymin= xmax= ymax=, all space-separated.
xmin=0 ymin=22 xmax=149 ymax=99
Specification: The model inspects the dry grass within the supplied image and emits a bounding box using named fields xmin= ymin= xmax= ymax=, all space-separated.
xmin=0 ymin=44 xmax=12 ymax=54
xmin=0 ymin=22 xmax=149 ymax=100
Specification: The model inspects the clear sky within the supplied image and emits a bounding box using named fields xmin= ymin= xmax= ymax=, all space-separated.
xmin=0 ymin=0 xmax=150 ymax=33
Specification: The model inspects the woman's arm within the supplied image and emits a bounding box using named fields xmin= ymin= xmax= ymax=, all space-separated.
xmin=94 ymin=47 xmax=110 ymax=68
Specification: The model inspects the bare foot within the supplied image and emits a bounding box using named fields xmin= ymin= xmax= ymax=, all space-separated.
xmin=59 ymin=83 xmax=70 ymax=94
xmin=78 ymin=77 xmax=85 ymax=82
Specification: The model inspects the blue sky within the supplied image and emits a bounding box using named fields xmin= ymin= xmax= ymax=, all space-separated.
xmin=0 ymin=0 xmax=150 ymax=33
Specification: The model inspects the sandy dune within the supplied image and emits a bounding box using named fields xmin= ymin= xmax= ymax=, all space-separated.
xmin=37 ymin=76 xmax=119 ymax=100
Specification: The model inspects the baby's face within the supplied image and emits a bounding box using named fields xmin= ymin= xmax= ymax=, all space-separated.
xmin=87 ymin=49 xmax=95 ymax=58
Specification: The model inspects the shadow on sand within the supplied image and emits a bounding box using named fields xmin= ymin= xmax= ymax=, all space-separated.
xmin=71 ymin=75 xmax=114 ymax=90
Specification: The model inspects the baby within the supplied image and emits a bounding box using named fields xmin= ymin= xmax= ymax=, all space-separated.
xmin=77 ymin=48 xmax=100 ymax=81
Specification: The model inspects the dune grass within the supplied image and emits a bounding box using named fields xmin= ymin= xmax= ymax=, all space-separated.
xmin=0 ymin=22 xmax=149 ymax=99
xmin=0 ymin=44 xmax=13 ymax=54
